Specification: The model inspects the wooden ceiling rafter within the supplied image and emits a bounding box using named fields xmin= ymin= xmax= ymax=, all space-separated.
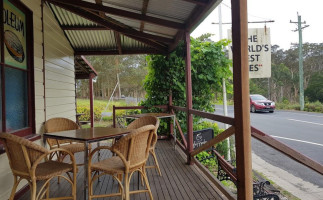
xmin=185 ymin=0 xmax=220 ymax=32
xmin=114 ymin=31 xmax=122 ymax=54
xmin=75 ymin=60 xmax=90 ymax=74
xmin=46 ymin=0 xmax=185 ymax=30
xmin=169 ymin=0 xmax=220 ymax=52
xmin=84 ymin=7 xmax=169 ymax=51
xmin=69 ymin=5 xmax=172 ymax=44
xmin=182 ymin=0 xmax=208 ymax=6
xmin=85 ymin=8 xmax=129 ymax=29
xmin=168 ymin=30 xmax=185 ymax=52
xmin=140 ymin=0 xmax=150 ymax=32
xmin=61 ymin=25 xmax=108 ymax=30
xmin=80 ymin=55 xmax=98 ymax=75
xmin=95 ymin=0 xmax=105 ymax=18
xmin=75 ymin=49 xmax=163 ymax=55
xmin=49 ymin=1 xmax=169 ymax=53
xmin=95 ymin=0 xmax=122 ymax=54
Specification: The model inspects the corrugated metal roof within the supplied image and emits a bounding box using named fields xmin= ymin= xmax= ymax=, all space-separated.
xmin=51 ymin=4 xmax=96 ymax=26
xmin=147 ymin=0 xmax=196 ymax=21
xmin=65 ymin=30 xmax=116 ymax=50
xmin=46 ymin=0 xmax=220 ymax=55
xmin=108 ymin=15 xmax=141 ymax=31
xmin=101 ymin=0 xmax=144 ymax=12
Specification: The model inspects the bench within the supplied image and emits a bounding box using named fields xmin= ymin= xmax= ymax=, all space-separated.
xmin=79 ymin=121 xmax=90 ymax=126
xmin=214 ymin=150 xmax=237 ymax=184
xmin=214 ymin=150 xmax=280 ymax=200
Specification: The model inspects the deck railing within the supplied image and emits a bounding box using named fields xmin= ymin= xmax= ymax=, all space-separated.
xmin=113 ymin=105 xmax=323 ymax=199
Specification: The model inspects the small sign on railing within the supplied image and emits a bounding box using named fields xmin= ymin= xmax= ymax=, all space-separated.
xmin=185 ymin=128 xmax=214 ymax=151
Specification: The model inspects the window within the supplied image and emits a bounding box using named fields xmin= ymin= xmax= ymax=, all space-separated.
xmin=1 ymin=0 xmax=34 ymax=136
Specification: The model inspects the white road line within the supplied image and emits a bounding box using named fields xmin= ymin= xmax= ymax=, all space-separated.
xmin=288 ymin=118 xmax=323 ymax=126
xmin=283 ymin=111 xmax=323 ymax=118
xmin=271 ymin=135 xmax=323 ymax=147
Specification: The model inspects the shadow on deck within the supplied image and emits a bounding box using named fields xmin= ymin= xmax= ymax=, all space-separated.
xmin=18 ymin=140 xmax=227 ymax=200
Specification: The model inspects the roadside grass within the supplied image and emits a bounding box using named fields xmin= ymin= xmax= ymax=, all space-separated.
xmin=276 ymin=100 xmax=323 ymax=113
xmin=76 ymin=98 xmax=138 ymax=122
xmin=81 ymin=121 xmax=112 ymax=129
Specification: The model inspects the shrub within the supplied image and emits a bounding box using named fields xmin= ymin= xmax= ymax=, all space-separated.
xmin=76 ymin=99 xmax=133 ymax=121
xmin=196 ymin=151 xmax=216 ymax=168
xmin=193 ymin=120 xmax=228 ymax=159
xmin=304 ymin=101 xmax=323 ymax=113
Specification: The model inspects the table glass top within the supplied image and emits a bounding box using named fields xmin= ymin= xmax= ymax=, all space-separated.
xmin=124 ymin=113 xmax=174 ymax=118
xmin=43 ymin=127 xmax=130 ymax=142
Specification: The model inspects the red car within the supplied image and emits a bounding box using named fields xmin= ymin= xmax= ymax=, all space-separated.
xmin=250 ymin=94 xmax=275 ymax=113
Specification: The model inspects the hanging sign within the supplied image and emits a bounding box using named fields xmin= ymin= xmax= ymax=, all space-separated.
xmin=228 ymin=28 xmax=271 ymax=78
xmin=3 ymin=0 xmax=27 ymax=69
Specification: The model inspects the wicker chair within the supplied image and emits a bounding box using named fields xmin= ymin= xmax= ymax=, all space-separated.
xmin=88 ymin=125 xmax=156 ymax=200
xmin=127 ymin=116 xmax=161 ymax=176
xmin=44 ymin=117 xmax=90 ymax=163
xmin=0 ymin=133 xmax=77 ymax=200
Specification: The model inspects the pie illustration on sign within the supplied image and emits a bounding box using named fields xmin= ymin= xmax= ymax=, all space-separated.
xmin=4 ymin=30 xmax=25 ymax=63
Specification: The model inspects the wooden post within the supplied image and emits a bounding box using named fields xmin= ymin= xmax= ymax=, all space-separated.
xmin=168 ymin=90 xmax=173 ymax=137
xmin=184 ymin=31 xmax=193 ymax=164
xmin=89 ymin=73 xmax=95 ymax=128
xmin=231 ymin=0 xmax=253 ymax=199
xmin=113 ymin=105 xmax=116 ymax=128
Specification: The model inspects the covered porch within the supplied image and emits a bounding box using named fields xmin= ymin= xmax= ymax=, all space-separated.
xmin=18 ymin=140 xmax=229 ymax=200
xmin=1 ymin=0 xmax=323 ymax=199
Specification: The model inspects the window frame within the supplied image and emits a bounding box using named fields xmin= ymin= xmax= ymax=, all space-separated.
xmin=0 ymin=0 xmax=35 ymax=138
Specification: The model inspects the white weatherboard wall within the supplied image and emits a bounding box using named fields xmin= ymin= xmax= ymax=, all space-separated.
xmin=43 ymin=3 xmax=76 ymax=121
xmin=0 ymin=0 xmax=76 ymax=199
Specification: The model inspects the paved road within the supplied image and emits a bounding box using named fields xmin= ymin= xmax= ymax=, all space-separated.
xmin=213 ymin=105 xmax=323 ymax=188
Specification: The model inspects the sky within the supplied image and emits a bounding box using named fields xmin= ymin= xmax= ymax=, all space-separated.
xmin=191 ymin=0 xmax=323 ymax=50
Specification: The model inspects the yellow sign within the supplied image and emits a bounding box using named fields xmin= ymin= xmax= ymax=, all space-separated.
xmin=3 ymin=0 xmax=27 ymax=70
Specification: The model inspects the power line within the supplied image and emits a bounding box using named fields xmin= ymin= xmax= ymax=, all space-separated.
xmin=211 ymin=20 xmax=274 ymax=25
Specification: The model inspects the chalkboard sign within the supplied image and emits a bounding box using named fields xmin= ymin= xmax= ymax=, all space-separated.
xmin=185 ymin=128 xmax=214 ymax=151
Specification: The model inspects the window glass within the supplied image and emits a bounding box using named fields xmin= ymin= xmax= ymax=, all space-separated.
xmin=5 ymin=67 xmax=28 ymax=132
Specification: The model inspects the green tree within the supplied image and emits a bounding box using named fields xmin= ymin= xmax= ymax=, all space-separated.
xmin=305 ymin=73 xmax=323 ymax=103
xmin=77 ymin=55 xmax=147 ymax=99
xmin=141 ymin=36 xmax=232 ymax=132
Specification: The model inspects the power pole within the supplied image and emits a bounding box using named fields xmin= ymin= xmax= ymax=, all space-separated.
xmin=218 ymin=4 xmax=231 ymax=161
xmin=117 ymin=73 xmax=121 ymax=98
xmin=290 ymin=13 xmax=309 ymax=111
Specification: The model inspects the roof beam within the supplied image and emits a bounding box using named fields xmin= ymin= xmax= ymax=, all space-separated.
xmin=169 ymin=0 xmax=220 ymax=52
xmin=53 ymin=2 xmax=173 ymax=44
xmin=80 ymin=55 xmax=98 ymax=75
xmin=96 ymin=0 xmax=122 ymax=54
xmin=49 ymin=2 xmax=169 ymax=52
xmin=75 ymin=49 xmax=164 ymax=55
xmin=168 ymin=30 xmax=185 ymax=52
xmin=46 ymin=0 xmax=185 ymax=30
xmin=186 ymin=0 xmax=221 ymax=31
xmin=61 ymin=25 xmax=108 ymax=30
xmin=140 ymin=0 xmax=150 ymax=32
xmin=182 ymin=0 xmax=208 ymax=6
xmin=114 ymin=31 xmax=122 ymax=54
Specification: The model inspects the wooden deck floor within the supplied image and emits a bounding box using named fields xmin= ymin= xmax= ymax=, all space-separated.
xmin=19 ymin=140 xmax=226 ymax=200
